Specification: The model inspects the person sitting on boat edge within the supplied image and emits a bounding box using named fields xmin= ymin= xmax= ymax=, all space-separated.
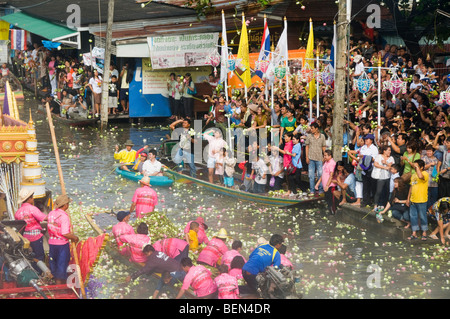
xmin=125 ymin=244 xmax=186 ymax=299
xmin=112 ymin=210 xmax=135 ymax=256
xmin=66 ymin=95 xmax=88 ymax=120
xmin=114 ymin=139 xmax=137 ymax=171
xmin=130 ymin=175 xmax=158 ymax=219
xmin=142 ymin=149 xmax=163 ymax=177
xmin=133 ymin=150 xmax=148 ymax=174
xmin=427 ymin=198 xmax=450 ymax=245
xmin=241 ymin=234 xmax=283 ymax=294
xmin=176 ymin=257 xmax=218 ymax=299
xmin=119 ymin=222 xmax=151 ymax=266
xmin=14 ymin=189 xmax=48 ymax=271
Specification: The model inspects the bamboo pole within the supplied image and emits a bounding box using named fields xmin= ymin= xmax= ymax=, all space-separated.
xmin=45 ymin=102 xmax=66 ymax=195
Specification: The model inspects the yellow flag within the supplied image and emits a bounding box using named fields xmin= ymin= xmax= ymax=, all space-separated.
xmin=236 ymin=14 xmax=252 ymax=88
xmin=0 ymin=21 xmax=9 ymax=41
xmin=305 ymin=19 xmax=316 ymax=100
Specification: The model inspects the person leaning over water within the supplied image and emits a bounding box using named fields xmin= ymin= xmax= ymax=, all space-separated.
xmin=242 ymin=234 xmax=283 ymax=294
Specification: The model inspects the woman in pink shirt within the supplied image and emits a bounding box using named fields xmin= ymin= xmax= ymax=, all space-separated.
xmin=15 ymin=189 xmax=47 ymax=262
xmin=214 ymin=264 xmax=239 ymax=299
xmin=228 ymin=255 xmax=245 ymax=281
xmin=315 ymin=150 xmax=339 ymax=214
xmin=197 ymin=229 xmax=229 ymax=267
xmin=130 ymin=176 xmax=158 ymax=218
xmin=176 ymin=257 xmax=218 ymax=299
xmin=119 ymin=223 xmax=151 ymax=265
xmin=112 ymin=211 xmax=135 ymax=256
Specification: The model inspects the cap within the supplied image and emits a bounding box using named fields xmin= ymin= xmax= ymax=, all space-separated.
xmin=363 ymin=134 xmax=375 ymax=140
xmin=117 ymin=210 xmax=131 ymax=222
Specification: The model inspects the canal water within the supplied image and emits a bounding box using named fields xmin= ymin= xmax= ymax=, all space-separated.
xmin=21 ymin=93 xmax=450 ymax=299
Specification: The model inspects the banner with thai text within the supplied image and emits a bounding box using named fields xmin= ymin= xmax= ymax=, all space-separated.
xmin=147 ymin=33 xmax=219 ymax=69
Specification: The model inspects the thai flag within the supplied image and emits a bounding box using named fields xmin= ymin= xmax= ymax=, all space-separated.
xmin=255 ymin=21 xmax=270 ymax=80
xmin=10 ymin=29 xmax=27 ymax=51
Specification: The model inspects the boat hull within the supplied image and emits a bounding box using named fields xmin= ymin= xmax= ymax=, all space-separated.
xmin=115 ymin=167 xmax=174 ymax=186
xmin=163 ymin=166 xmax=321 ymax=207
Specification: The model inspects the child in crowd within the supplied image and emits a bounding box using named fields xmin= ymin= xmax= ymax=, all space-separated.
xmin=215 ymin=148 xmax=225 ymax=185
xmin=389 ymin=164 xmax=401 ymax=199
xmin=186 ymin=221 xmax=199 ymax=252
xmin=223 ymin=149 xmax=237 ymax=188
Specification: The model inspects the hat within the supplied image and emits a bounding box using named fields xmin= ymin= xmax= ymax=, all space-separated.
xmin=195 ymin=216 xmax=205 ymax=224
xmin=140 ymin=152 xmax=148 ymax=157
xmin=363 ymin=134 xmax=375 ymax=140
xmin=216 ymin=228 xmax=229 ymax=239
xmin=18 ymin=188 xmax=34 ymax=205
xmin=139 ymin=175 xmax=151 ymax=186
xmin=54 ymin=194 xmax=72 ymax=208
xmin=257 ymin=237 xmax=269 ymax=245
xmin=353 ymin=55 xmax=362 ymax=63
xmin=117 ymin=210 xmax=130 ymax=222
xmin=124 ymin=139 xmax=134 ymax=147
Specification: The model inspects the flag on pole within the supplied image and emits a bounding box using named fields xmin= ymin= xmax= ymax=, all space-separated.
xmin=235 ymin=13 xmax=252 ymax=89
xmin=0 ymin=21 xmax=10 ymax=41
xmin=220 ymin=10 xmax=229 ymax=86
xmin=329 ymin=22 xmax=336 ymax=73
xmin=266 ymin=18 xmax=287 ymax=86
xmin=305 ymin=19 xmax=316 ymax=100
xmin=10 ymin=29 xmax=27 ymax=50
xmin=255 ymin=18 xmax=270 ymax=80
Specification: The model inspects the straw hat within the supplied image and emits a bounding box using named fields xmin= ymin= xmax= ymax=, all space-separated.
xmin=139 ymin=175 xmax=151 ymax=186
xmin=216 ymin=228 xmax=229 ymax=239
xmin=124 ymin=139 xmax=134 ymax=147
xmin=54 ymin=194 xmax=72 ymax=209
xmin=18 ymin=188 xmax=34 ymax=205
xmin=257 ymin=237 xmax=269 ymax=245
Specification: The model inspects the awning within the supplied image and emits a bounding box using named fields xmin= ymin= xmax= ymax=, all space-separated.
xmin=1 ymin=12 xmax=80 ymax=49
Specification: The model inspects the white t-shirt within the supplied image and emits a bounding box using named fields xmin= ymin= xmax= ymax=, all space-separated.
xmin=142 ymin=159 xmax=162 ymax=176
xmin=253 ymin=158 xmax=268 ymax=185
xmin=89 ymin=77 xmax=103 ymax=94
xmin=371 ymin=154 xmax=394 ymax=180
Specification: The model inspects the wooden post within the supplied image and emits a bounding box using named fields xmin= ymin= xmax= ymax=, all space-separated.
xmin=100 ymin=0 xmax=115 ymax=129
xmin=332 ymin=0 xmax=348 ymax=161
xmin=45 ymin=102 xmax=66 ymax=195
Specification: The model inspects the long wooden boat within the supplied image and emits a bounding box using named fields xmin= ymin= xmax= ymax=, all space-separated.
xmin=162 ymin=165 xmax=322 ymax=207
xmin=85 ymin=214 xmax=197 ymax=299
xmin=0 ymin=74 xmax=24 ymax=102
xmin=37 ymin=108 xmax=99 ymax=127
xmin=115 ymin=167 xmax=174 ymax=187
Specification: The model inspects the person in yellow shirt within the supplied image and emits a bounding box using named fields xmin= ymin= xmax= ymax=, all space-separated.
xmin=186 ymin=221 xmax=199 ymax=252
xmin=114 ymin=139 xmax=137 ymax=171
xmin=407 ymin=160 xmax=429 ymax=241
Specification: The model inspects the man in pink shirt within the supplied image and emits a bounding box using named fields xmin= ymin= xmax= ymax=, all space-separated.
xmin=197 ymin=228 xmax=229 ymax=267
xmin=183 ymin=216 xmax=209 ymax=245
xmin=130 ymin=176 xmax=158 ymax=218
xmin=214 ymin=264 xmax=239 ymax=299
xmin=15 ymin=189 xmax=47 ymax=263
xmin=152 ymin=237 xmax=189 ymax=262
xmin=316 ymin=150 xmax=337 ymax=214
xmin=47 ymin=194 xmax=79 ymax=284
xmin=112 ymin=211 xmax=135 ymax=256
xmin=221 ymin=240 xmax=246 ymax=269
xmin=176 ymin=257 xmax=218 ymax=299
xmin=119 ymin=222 xmax=151 ymax=266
